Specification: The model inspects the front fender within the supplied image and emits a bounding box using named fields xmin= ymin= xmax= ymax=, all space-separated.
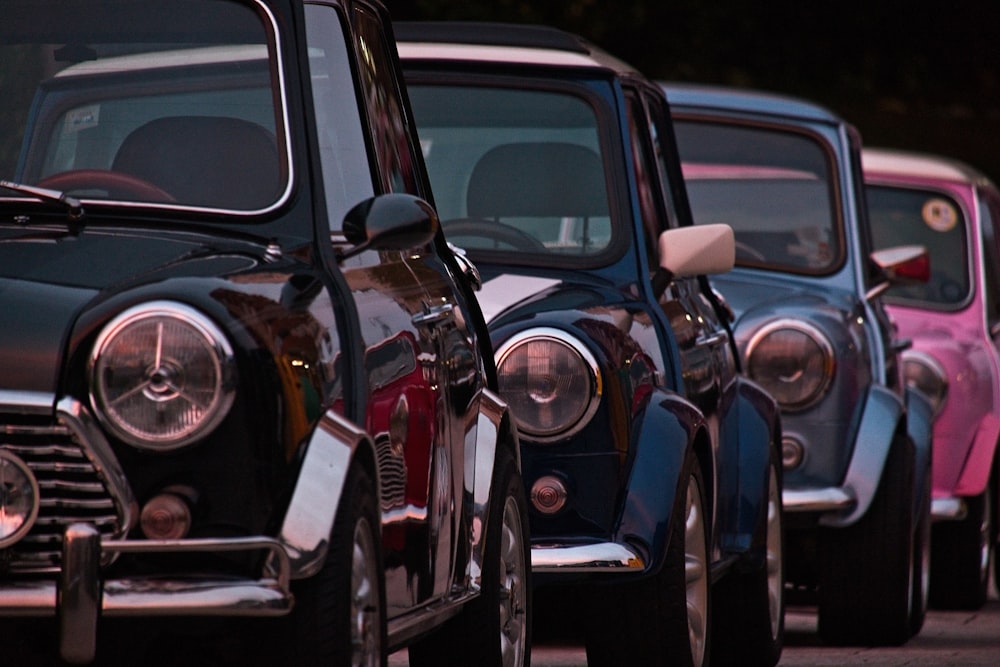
xmin=906 ymin=385 xmax=934 ymax=518
xmin=615 ymin=389 xmax=704 ymax=575
xmin=955 ymin=412 xmax=1000 ymax=497
xmin=820 ymin=385 xmax=904 ymax=527
xmin=278 ymin=411 xmax=376 ymax=579
xmin=727 ymin=379 xmax=780 ymax=552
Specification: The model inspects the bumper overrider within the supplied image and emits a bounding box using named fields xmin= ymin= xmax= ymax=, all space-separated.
xmin=0 ymin=393 xmax=365 ymax=664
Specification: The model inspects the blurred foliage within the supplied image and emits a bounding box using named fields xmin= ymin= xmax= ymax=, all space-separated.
xmin=387 ymin=0 xmax=1000 ymax=180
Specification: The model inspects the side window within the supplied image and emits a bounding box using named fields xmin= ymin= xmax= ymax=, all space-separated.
xmin=625 ymin=93 xmax=665 ymax=266
xmin=305 ymin=4 xmax=373 ymax=229
xmin=353 ymin=7 xmax=419 ymax=195
xmin=643 ymin=93 xmax=685 ymax=230
xmin=979 ymin=192 xmax=1000 ymax=329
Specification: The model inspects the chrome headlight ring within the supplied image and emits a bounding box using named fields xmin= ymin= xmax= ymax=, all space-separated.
xmin=745 ymin=318 xmax=835 ymax=412
xmin=495 ymin=327 xmax=602 ymax=443
xmin=89 ymin=300 xmax=236 ymax=451
xmin=901 ymin=349 xmax=949 ymax=417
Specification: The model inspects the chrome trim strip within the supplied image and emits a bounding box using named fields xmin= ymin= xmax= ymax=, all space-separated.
xmin=782 ymin=487 xmax=855 ymax=513
xmin=531 ymin=542 xmax=645 ymax=573
xmin=0 ymin=390 xmax=54 ymax=415
xmin=931 ymin=497 xmax=967 ymax=521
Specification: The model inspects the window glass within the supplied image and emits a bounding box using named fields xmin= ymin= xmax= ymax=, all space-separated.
xmin=407 ymin=82 xmax=613 ymax=260
xmin=674 ymin=120 xmax=842 ymax=273
xmin=978 ymin=192 xmax=1000 ymax=325
xmin=305 ymin=3 xmax=373 ymax=227
xmin=353 ymin=6 xmax=418 ymax=195
xmin=868 ymin=185 xmax=970 ymax=307
xmin=1 ymin=0 xmax=286 ymax=213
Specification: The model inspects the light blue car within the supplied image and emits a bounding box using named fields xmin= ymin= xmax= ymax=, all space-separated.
xmin=663 ymin=82 xmax=934 ymax=646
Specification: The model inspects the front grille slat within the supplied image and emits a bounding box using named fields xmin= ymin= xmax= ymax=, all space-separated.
xmin=1 ymin=418 xmax=128 ymax=573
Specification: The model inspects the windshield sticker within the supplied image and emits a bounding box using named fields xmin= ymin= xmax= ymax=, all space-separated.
xmin=921 ymin=198 xmax=958 ymax=232
xmin=64 ymin=105 xmax=100 ymax=134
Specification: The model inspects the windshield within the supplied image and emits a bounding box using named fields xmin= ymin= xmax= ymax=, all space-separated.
xmin=867 ymin=184 xmax=970 ymax=307
xmin=673 ymin=120 xmax=843 ymax=274
xmin=0 ymin=0 xmax=288 ymax=214
xmin=407 ymin=82 xmax=614 ymax=262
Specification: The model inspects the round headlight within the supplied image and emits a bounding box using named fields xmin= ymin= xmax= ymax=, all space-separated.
xmin=495 ymin=328 xmax=601 ymax=442
xmin=0 ymin=450 xmax=40 ymax=548
xmin=746 ymin=320 xmax=834 ymax=411
xmin=89 ymin=301 xmax=236 ymax=450
xmin=902 ymin=350 xmax=948 ymax=416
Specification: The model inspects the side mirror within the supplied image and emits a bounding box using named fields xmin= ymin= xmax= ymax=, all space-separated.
xmin=867 ymin=244 xmax=930 ymax=300
xmin=651 ymin=224 xmax=735 ymax=296
xmin=340 ymin=193 xmax=439 ymax=259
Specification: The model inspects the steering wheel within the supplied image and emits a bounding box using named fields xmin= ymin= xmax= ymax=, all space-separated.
xmin=734 ymin=240 xmax=767 ymax=262
xmin=443 ymin=218 xmax=546 ymax=252
xmin=37 ymin=169 xmax=175 ymax=203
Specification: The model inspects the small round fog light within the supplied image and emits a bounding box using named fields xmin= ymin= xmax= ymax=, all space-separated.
xmin=782 ymin=436 xmax=805 ymax=470
xmin=530 ymin=476 xmax=568 ymax=515
xmin=141 ymin=492 xmax=192 ymax=540
xmin=0 ymin=450 xmax=40 ymax=548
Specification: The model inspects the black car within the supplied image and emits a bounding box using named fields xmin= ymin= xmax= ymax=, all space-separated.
xmin=0 ymin=2 xmax=529 ymax=665
xmin=398 ymin=23 xmax=785 ymax=667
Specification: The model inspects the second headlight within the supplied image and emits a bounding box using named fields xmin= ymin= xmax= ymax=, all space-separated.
xmin=495 ymin=328 xmax=601 ymax=442
xmin=746 ymin=319 xmax=835 ymax=411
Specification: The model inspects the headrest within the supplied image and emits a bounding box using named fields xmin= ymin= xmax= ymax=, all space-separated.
xmin=467 ymin=142 xmax=608 ymax=219
xmin=113 ymin=116 xmax=281 ymax=209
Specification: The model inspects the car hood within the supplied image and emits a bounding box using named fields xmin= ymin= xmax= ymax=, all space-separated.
xmin=0 ymin=226 xmax=259 ymax=395
xmin=710 ymin=271 xmax=860 ymax=327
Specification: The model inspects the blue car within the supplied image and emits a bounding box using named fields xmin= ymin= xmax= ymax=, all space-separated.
xmin=399 ymin=23 xmax=785 ymax=667
xmin=664 ymin=82 xmax=934 ymax=646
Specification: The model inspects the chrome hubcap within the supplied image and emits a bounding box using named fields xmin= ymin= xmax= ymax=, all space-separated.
xmin=684 ymin=474 xmax=709 ymax=666
xmin=766 ymin=465 xmax=783 ymax=638
xmin=351 ymin=517 xmax=381 ymax=667
xmin=499 ymin=495 xmax=527 ymax=667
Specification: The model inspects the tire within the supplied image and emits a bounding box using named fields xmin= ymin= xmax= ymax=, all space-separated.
xmin=408 ymin=447 xmax=531 ymax=667
xmin=909 ymin=462 xmax=931 ymax=636
xmin=818 ymin=433 xmax=915 ymax=646
xmin=584 ymin=451 xmax=710 ymax=667
xmin=710 ymin=450 xmax=784 ymax=666
xmin=929 ymin=484 xmax=993 ymax=610
xmin=287 ymin=463 xmax=386 ymax=666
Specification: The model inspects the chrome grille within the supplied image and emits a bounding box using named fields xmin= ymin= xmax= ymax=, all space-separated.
xmin=1 ymin=423 xmax=125 ymax=572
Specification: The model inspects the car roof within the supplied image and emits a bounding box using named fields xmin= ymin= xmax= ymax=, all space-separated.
xmin=862 ymin=147 xmax=993 ymax=188
xmin=661 ymin=81 xmax=844 ymax=125
xmin=394 ymin=21 xmax=640 ymax=78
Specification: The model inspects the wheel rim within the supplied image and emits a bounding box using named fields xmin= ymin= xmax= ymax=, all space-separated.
xmin=684 ymin=474 xmax=709 ymax=666
xmin=766 ymin=465 xmax=783 ymax=639
xmin=978 ymin=487 xmax=992 ymax=585
xmin=499 ymin=495 xmax=528 ymax=667
xmin=351 ymin=516 xmax=381 ymax=667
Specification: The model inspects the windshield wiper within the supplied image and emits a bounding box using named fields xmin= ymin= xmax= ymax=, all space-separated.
xmin=0 ymin=180 xmax=85 ymax=222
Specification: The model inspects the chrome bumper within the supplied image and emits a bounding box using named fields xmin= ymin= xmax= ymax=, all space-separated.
xmin=0 ymin=524 xmax=293 ymax=664
xmin=531 ymin=542 xmax=645 ymax=573
xmin=931 ymin=496 xmax=967 ymax=521
xmin=782 ymin=486 xmax=855 ymax=514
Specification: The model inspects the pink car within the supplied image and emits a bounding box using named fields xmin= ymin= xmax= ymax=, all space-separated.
xmin=865 ymin=147 xmax=1000 ymax=610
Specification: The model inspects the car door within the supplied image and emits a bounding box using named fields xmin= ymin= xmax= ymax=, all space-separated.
xmin=305 ymin=1 xmax=479 ymax=613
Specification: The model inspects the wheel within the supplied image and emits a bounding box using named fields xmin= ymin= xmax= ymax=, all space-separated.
xmin=910 ymin=458 xmax=931 ymax=636
xmin=710 ymin=449 xmax=784 ymax=666
xmin=818 ymin=433 xmax=915 ymax=646
xmin=286 ymin=463 xmax=385 ymax=666
xmin=584 ymin=451 xmax=710 ymax=667
xmin=37 ymin=169 xmax=175 ymax=202
xmin=442 ymin=218 xmax=547 ymax=252
xmin=929 ymin=484 xmax=993 ymax=610
xmin=408 ymin=447 xmax=531 ymax=667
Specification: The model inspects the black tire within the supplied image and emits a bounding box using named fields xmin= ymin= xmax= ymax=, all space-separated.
xmin=584 ymin=451 xmax=710 ymax=667
xmin=818 ymin=433 xmax=915 ymax=646
xmin=929 ymin=484 xmax=993 ymax=610
xmin=408 ymin=447 xmax=531 ymax=667
xmin=910 ymin=461 xmax=931 ymax=636
xmin=287 ymin=463 xmax=386 ymax=666
xmin=710 ymin=450 xmax=784 ymax=666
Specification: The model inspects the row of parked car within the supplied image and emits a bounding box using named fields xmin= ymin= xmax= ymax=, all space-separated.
xmin=0 ymin=1 xmax=995 ymax=666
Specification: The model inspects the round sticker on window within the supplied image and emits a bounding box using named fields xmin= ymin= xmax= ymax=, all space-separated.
xmin=921 ymin=198 xmax=958 ymax=232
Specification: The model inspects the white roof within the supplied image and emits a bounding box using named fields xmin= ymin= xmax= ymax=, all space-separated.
xmin=862 ymin=147 xmax=981 ymax=184
xmin=397 ymin=42 xmax=614 ymax=70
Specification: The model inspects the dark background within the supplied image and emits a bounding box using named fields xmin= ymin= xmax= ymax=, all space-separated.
xmin=386 ymin=0 xmax=1000 ymax=181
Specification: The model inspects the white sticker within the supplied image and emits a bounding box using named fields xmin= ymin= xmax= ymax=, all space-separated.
xmin=63 ymin=105 xmax=100 ymax=133
xmin=921 ymin=198 xmax=958 ymax=232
